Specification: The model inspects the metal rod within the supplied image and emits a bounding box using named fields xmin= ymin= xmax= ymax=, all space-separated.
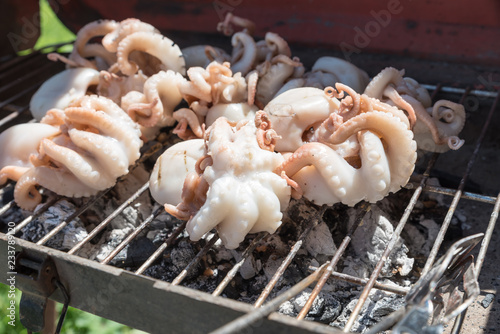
xmin=36 ymin=191 xmax=110 ymax=245
xmin=212 ymin=233 xmax=268 ymax=297
xmin=0 ymin=200 xmax=14 ymax=216
xmin=100 ymin=206 xmax=165 ymax=265
xmin=343 ymin=153 xmax=438 ymax=332
xmin=254 ymin=215 xmax=320 ymax=308
xmin=209 ymin=263 xmax=329 ymax=334
xmin=421 ymin=84 xmax=498 ymax=99
xmin=135 ymin=220 xmax=188 ymax=275
xmin=68 ymin=182 xmax=150 ymax=255
xmin=0 ymin=62 xmax=55 ymax=95
xmin=307 ymin=267 xmax=409 ymax=296
xmin=0 ymin=80 xmax=44 ymax=110
xmin=450 ymin=192 xmax=500 ymax=334
xmin=405 ymin=183 xmax=497 ymax=205
xmin=297 ymin=203 xmax=370 ymax=320
xmin=0 ymin=105 xmax=29 ymax=128
xmin=172 ymin=233 xmax=219 ymax=286
xmin=422 ymin=88 xmax=500 ymax=275
xmin=0 ymin=51 xmax=42 ymax=74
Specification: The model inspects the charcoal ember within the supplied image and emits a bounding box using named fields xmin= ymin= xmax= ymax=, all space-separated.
xmin=170 ymin=240 xmax=201 ymax=279
xmin=20 ymin=200 xmax=87 ymax=251
xmin=330 ymin=297 xmax=368 ymax=332
xmin=94 ymin=227 xmax=133 ymax=262
xmin=482 ymin=293 xmax=495 ymax=308
xmin=304 ymin=221 xmax=337 ymax=260
xmin=278 ymin=289 xmax=342 ymax=324
xmin=348 ymin=205 xmax=414 ymax=278
xmin=108 ymin=236 xmax=156 ymax=268
xmin=77 ymin=165 xmax=153 ymax=229
xmin=403 ymin=218 xmax=440 ymax=256
xmin=143 ymin=260 xmax=178 ymax=282
xmin=368 ymin=294 xmax=406 ymax=322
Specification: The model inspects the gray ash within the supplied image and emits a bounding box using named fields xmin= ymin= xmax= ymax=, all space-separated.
xmin=0 ymin=171 xmax=467 ymax=332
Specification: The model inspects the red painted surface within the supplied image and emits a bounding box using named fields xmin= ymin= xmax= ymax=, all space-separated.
xmin=53 ymin=0 xmax=500 ymax=65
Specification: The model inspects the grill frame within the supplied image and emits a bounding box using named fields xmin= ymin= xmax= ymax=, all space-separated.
xmin=0 ymin=41 xmax=499 ymax=333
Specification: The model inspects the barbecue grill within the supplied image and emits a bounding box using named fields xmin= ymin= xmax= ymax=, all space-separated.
xmin=1 ymin=2 xmax=500 ymax=333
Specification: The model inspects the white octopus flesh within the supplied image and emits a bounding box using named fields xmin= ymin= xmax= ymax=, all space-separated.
xmin=158 ymin=113 xmax=290 ymax=249
xmin=30 ymin=68 xmax=100 ymax=121
xmin=2 ymin=95 xmax=142 ymax=210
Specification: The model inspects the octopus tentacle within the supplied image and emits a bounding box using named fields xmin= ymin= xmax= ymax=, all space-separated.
xmin=230 ymin=32 xmax=257 ymax=76
xmin=14 ymin=167 xmax=97 ymax=210
xmin=217 ymin=12 xmax=256 ymax=36
xmin=265 ymin=32 xmax=291 ymax=58
xmin=39 ymin=138 xmax=114 ymax=189
xmin=173 ymin=108 xmax=204 ymax=139
xmin=136 ymin=70 xmax=184 ymax=127
xmin=102 ymin=18 xmax=159 ymax=53
xmin=117 ymin=31 xmax=186 ymax=76
xmin=255 ymin=55 xmax=301 ymax=106
xmin=0 ymin=166 xmax=30 ymax=185
xmin=404 ymin=96 xmax=465 ymax=151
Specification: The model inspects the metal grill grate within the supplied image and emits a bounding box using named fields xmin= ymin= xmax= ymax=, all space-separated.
xmin=1 ymin=47 xmax=499 ymax=334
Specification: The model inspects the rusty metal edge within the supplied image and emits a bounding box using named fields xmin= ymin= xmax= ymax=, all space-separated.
xmin=0 ymin=234 xmax=341 ymax=334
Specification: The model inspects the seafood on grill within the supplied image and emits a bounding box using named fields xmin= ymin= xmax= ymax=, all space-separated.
xmin=0 ymin=123 xmax=60 ymax=183
xmin=275 ymin=93 xmax=417 ymax=206
xmin=30 ymin=68 xmax=100 ymax=121
xmin=149 ymin=139 xmax=206 ymax=208
xmin=264 ymin=86 xmax=342 ymax=152
xmin=121 ymin=70 xmax=185 ymax=127
xmin=275 ymin=56 xmax=370 ymax=97
xmin=155 ymin=113 xmax=291 ymax=249
xmin=1 ymin=95 xmax=142 ymax=210
xmin=364 ymin=67 xmax=466 ymax=152
xmin=115 ymin=31 xmax=186 ymax=76
xmin=48 ymin=19 xmax=119 ymax=70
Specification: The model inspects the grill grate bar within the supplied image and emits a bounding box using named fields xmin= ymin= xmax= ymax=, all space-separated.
xmin=343 ymin=152 xmax=438 ymax=332
xmin=0 ymin=61 xmax=55 ymax=96
xmin=297 ymin=203 xmax=369 ymax=320
xmin=0 ymin=52 xmax=42 ymax=74
xmin=36 ymin=190 xmax=109 ymax=245
xmin=172 ymin=233 xmax=219 ymax=286
xmin=210 ymin=262 xmax=331 ymax=334
xmin=100 ymin=205 xmax=164 ymax=265
xmin=68 ymin=181 xmax=150 ymax=255
xmin=307 ymin=267 xmax=410 ymax=296
xmin=0 ymin=80 xmax=43 ymax=111
xmin=0 ymin=105 xmax=29 ymax=128
xmin=0 ymin=200 xmax=14 ymax=216
xmin=212 ymin=232 xmax=268 ymax=297
xmin=135 ymin=220 xmax=187 ymax=275
xmin=253 ymin=215 xmax=320 ymax=308
xmin=422 ymin=88 xmax=500 ymax=275
xmin=422 ymin=84 xmax=499 ymax=99
xmin=405 ymin=183 xmax=498 ymax=205
xmin=476 ymin=192 xmax=500 ymax=276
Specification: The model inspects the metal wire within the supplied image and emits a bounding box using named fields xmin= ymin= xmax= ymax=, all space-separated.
xmin=422 ymin=88 xmax=500 ymax=276
xmin=1 ymin=50 xmax=499 ymax=334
